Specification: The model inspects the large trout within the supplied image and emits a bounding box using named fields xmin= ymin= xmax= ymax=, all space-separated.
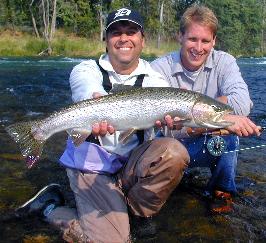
xmin=5 ymin=86 xmax=233 ymax=167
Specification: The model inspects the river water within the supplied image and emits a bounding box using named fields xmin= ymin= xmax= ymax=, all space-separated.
xmin=0 ymin=57 xmax=265 ymax=242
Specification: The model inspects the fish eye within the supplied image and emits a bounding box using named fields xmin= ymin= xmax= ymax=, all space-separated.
xmin=211 ymin=105 xmax=221 ymax=112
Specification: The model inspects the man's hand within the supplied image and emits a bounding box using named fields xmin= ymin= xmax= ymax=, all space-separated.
xmin=216 ymin=95 xmax=228 ymax=104
xmin=155 ymin=115 xmax=183 ymax=130
xmin=155 ymin=114 xmax=261 ymax=137
xmin=91 ymin=121 xmax=115 ymax=136
xmin=91 ymin=92 xmax=115 ymax=136
xmin=224 ymin=114 xmax=261 ymax=137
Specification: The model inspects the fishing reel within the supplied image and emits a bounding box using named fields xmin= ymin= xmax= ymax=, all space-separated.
xmin=205 ymin=126 xmax=265 ymax=156
xmin=206 ymin=136 xmax=227 ymax=156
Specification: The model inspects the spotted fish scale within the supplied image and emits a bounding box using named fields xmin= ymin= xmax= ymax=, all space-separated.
xmin=5 ymin=86 xmax=233 ymax=167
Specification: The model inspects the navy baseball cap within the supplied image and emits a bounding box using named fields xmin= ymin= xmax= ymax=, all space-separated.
xmin=105 ymin=8 xmax=144 ymax=31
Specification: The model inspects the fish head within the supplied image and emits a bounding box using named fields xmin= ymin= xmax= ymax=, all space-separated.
xmin=192 ymin=96 xmax=234 ymax=128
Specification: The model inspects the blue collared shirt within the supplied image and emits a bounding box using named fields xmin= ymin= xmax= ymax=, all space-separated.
xmin=151 ymin=49 xmax=253 ymax=116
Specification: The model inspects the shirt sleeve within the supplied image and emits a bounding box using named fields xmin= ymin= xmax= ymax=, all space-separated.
xmin=218 ymin=55 xmax=253 ymax=116
xmin=150 ymin=54 xmax=177 ymax=87
xmin=142 ymin=60 xmax=170 ymax=87
xmin=69 ymin=60 xmax=108 ymax=103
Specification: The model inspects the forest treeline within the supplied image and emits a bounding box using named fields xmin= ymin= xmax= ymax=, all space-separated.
xmin=0 ymin=0 xmax=265 ymax=57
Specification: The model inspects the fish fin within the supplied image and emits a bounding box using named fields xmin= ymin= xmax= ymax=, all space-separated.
xmin=5 ymin=121 xmax=44 ymax=168
xmin=110 ymin=84 xmax=137 ymax=94
xmin=68 ymin=128 xmax=91 ymax=147
xmin=201 ymin=120 xmax=234 ymax=129
xmin=118 ymin=128 xmax=137 ymax=144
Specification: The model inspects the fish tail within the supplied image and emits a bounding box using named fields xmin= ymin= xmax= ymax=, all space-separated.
xmin=5 ymin=121 xmax=44 ymax=168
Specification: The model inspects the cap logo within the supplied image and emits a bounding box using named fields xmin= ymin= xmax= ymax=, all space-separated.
xmin=114 ymin=8 xmax=131 ymax=19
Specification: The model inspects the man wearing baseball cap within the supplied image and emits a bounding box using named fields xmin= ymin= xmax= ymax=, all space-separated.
xmin=16 ymin=7 xmax=189 ymax=242
xmin=105 ymin=7 xmax=144 ymax=31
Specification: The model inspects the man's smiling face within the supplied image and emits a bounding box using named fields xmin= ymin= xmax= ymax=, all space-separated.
xmin=106 ymin=21 xmax=145 ymax=74
xmin=179 ymin=21 xmax=216 ymax=71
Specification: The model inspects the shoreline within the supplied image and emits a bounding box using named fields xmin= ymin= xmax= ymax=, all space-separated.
xmin=1 ymin=30 xmax=265 ymax=58
xmin=0 ymin=30 xmax=178 ymax=58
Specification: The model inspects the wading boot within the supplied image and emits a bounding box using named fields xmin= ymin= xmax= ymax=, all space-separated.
xmin=209 ymin=190 xmax=234 ymax=214
xmin=15 ymin=183 xmax=65 ymax=218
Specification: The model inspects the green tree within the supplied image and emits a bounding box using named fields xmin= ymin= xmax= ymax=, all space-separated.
xmin=239 ymin=0 xmax=262 ymax=55
xmin=257 ymin=0 xmax=265 ymax=55
xmin=201 ymin=0 xmax=242 ymax=55
xmin=202 ymin=0 xmax=263 ymax=56
xmin=0 ymin=0 xmax=264 ymax=56
xmin=0 ymin=0 xmax=16 ymax=30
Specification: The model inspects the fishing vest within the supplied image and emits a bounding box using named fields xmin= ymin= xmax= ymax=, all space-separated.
xmin=86 ymin=60 xmax=145 ymax=145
